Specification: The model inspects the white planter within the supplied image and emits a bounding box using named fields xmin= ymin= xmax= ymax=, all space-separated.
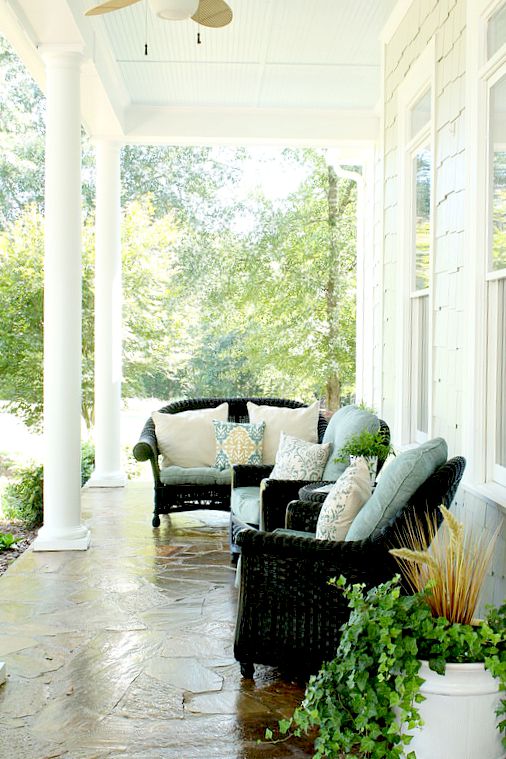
xmin=404 ymin=661 xmax=504 ymax=759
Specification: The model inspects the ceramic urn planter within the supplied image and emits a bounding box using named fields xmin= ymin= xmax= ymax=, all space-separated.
xmin=405 ymin=660 xmax=504 ymax=759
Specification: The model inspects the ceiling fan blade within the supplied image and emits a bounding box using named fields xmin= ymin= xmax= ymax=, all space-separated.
xmin=191 ymin=0 xmax=232 ymax=28
xmin=85 ymin=0 xmax=141 ymax=16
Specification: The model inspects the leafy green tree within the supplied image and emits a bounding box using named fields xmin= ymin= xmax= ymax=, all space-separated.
xmin=0 ymin=207 xmax=44 ymax=425
xmin=0 ymin=37 xmax=45 ymax=228
xmin=204 ymin=152 xmax=357 ymax=409
xmin=0 ymin=206 xmax=95 ymax=428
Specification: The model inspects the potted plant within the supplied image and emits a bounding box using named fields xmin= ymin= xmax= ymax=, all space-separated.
xmin=335 ymin=427 xmax=395 ymax=485
xmin=267 ymin=506 xmax=505 ymax=759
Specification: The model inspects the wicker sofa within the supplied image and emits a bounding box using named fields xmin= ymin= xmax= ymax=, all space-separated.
xmin=133 ymin=396 xmax=322 ymax=527
xmin=234 ymin=455 xmax=466 ymax=677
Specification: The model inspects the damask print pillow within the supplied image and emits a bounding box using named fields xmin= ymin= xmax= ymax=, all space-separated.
xmin=213 ymin=421 xmax=265 ymax=470
xmin=269 ymin=432 xmax=331 ymax=481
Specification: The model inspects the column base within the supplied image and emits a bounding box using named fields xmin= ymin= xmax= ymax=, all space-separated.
xmin=32 ymin=524 xmax=91 ymax=552
xmin=86 ymin=470 xmax=128 ymax=487
xmin=0 ymin=662 xmax=6 ymax=685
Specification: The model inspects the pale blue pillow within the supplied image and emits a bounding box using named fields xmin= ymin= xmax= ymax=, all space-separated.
xmin=321 ymin=405 xmax=379 ymax=481
xmin=346 ymin=437 xmax=448 ymax=541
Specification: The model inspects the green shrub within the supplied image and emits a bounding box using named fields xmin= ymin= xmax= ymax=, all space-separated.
xmin=2 ymin=463 xmax=43 ymax=527
xmin=2 ymin=442 xmax=96 ymax=528
xmin=81 ymin=440 xmax=95 ymax=486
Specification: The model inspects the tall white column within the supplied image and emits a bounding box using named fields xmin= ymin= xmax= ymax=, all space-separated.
xmin=33 ymin=47 xmax=90 ymax=552
xmin=88 ymin=140 xmax=127 ymax=487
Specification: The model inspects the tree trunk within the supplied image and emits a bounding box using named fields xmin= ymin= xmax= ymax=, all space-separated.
xmin=325 ymin=374 xmax=341 ymax=412
xmin=325 ymin=166 xmax=354 ymax=411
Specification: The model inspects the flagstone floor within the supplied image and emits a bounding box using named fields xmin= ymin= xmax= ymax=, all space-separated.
xmin=0 ymin=483 xmax=314 ymax=758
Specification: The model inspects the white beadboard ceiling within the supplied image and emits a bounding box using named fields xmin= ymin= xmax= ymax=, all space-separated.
xmin=1 ymin=0 xmax=397 ymax=145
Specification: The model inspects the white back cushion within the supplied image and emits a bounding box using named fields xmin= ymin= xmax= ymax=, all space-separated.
xmin=247 ymin=400 xmax=320 ymax=465
xmin=152 ymin=403 xmax=229 ymax=468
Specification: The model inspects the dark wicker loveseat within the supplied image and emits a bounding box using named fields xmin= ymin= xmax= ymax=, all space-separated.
xmin=133 ymin=396 xmax=320 ymax=527
xmin=233 ymin=456 xmax=466 ymax=678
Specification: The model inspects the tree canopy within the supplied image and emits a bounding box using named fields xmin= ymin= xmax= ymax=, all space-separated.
xmin=0 ymin=34 xmax=358 ymax=429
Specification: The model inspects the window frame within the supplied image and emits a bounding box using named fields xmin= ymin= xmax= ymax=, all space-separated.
xmin=484 ymin=56 xmax=506 ymax=486
xmin=464 ymin=0 xmax=506 ymax=503
xmin=395 ymin=40 xmax=435 ymax=446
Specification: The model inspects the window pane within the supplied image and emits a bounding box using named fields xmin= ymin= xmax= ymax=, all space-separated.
xmin=488 ymin=2 xmax=506 ymax=59
xmin=490 ymin=75 xmax=506 ymax=272
xmin=497 ymin=279 xmax=506 ymax=467
xmin=415 ymin=294 xmax=429 ymax=435
xmin=414 ymin=147 xmax=431 ymax=290
xmin=410 ymin=90 xmax=431 ymax=139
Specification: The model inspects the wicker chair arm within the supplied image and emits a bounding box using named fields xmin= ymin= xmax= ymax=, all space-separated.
xmin=133 ymin=418 xmax=161 ymax=483
xmin=232 ymin=464 xmax=273 ymax=488
xmin=286 ymin=499 xmax=323 ymax=532
xmin=260 ymin=479 xmax=313 ymax=531
xmin=236 ymin=526 xmax=389 ymax=572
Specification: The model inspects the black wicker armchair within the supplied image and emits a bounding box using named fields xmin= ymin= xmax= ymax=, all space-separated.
xmin=233 ymin=456 xmax=466 ymax=678
xmin=229 ymin=417 xmax=390 ymax=560
xmin=133 ymin=396 xmax=316 ymax=527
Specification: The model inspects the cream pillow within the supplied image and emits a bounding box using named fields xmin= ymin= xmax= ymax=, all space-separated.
xmin=269 ymin=432 xmax=331 ymax=481
xmin=152 ymin=403 xmax=229 ymax=468
xmin=315 ymin=457 xmax=372 ymax=541
xmin=247 ymin=400 xmax=320 ymax=465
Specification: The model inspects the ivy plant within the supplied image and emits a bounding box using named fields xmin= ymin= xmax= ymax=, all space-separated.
xmin=270 ymin=576 xmax=506 ymax=759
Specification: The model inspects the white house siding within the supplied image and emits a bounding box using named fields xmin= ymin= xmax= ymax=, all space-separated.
xmin=378 ymin=0 xmax=505 ymax=610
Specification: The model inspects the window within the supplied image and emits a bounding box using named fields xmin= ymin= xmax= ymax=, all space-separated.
xmin=408 ymin=92 xmax=432 ymax=442
xmin=396 ymin=47 xmax=434 ymax=448
xmin=486 ymin=58 xmax=506 ymax=486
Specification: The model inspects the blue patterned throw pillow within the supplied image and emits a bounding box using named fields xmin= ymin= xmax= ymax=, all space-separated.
xmin=213 ymin=421 xmax=265 ymax=470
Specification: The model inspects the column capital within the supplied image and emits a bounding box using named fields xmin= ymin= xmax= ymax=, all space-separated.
xmin=38 ymin=44 xmax=85 ymax=67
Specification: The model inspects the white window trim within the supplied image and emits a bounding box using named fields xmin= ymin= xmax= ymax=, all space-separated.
xmin=395 ymin=38 xmax=435 ymax=446
xmin=464 ymin=0 xmax=506 ymax=499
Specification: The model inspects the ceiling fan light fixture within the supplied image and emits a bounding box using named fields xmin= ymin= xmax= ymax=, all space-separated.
xmin=149 ymin=0 xmax=199 ymax=20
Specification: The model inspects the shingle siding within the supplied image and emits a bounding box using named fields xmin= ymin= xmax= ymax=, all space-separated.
xmin=377 ymin=0 xmax=505 ymax=607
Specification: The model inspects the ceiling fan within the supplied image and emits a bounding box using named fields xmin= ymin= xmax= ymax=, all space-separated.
xmin=85 ymin=0 xmax=233 ymax=28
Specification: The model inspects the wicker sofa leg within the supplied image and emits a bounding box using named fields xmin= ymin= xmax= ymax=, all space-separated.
xmin=152 ymin=512 xmax=160 ymax=528
xmin=240 ymin=661 xmax=254 ymax=678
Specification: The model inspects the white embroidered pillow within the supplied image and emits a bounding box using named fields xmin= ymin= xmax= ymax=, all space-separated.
xmin=315 ymin=457 xmax=372 ymax=541
xmin=269 ymin=432 xmax=331 ymax=481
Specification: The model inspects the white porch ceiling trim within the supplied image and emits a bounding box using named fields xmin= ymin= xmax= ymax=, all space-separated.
xmin=123 ymin=105 xmax=379 ymax=146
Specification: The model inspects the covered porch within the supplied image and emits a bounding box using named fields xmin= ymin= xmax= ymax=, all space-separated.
xmin=0 ymin=0 xmax=505 ymax=753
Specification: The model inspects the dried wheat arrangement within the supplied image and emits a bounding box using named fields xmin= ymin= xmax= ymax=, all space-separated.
xmin=390 ymin=505 xmax=501 ymax=624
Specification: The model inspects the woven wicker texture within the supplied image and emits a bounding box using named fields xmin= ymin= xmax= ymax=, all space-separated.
xmin=233 ymin=456 xmax=466 ymax=676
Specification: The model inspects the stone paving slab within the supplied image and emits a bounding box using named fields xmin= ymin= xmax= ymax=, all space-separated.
xmin=0 ymin=482 xmax=314 ymax=758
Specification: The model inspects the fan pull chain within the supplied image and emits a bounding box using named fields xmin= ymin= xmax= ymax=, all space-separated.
xmin=197 ymin=31 xmax=201 ymax=44
xmin=144 ymin=0 xmax=148 ymax=55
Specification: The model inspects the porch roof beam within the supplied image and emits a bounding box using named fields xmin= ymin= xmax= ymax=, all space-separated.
xmin=123 ymin=105 xmax=379 ymax=147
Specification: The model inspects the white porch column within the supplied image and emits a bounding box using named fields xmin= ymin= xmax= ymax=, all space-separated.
xmin=33 ymin=47 xmax=90 ymax=552
xmin=88 ymin=140 xmax=127 ymax=487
